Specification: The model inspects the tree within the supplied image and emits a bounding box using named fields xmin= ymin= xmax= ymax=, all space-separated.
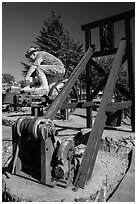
xmin=22 ymin=11 xmax=83 ymax=81
xmin=2 ymin=73 xmax=15 ymax=84
xmin=92 ymin=56 xmax=129 ymax=101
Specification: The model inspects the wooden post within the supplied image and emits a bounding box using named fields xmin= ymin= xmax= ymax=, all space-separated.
xmin=124 ymin=17 xmax=135 ymax=132
xmin=74 ymin=40 xmax=126 ymax=189
xmin=85 ymin=29 xmax=92 ymax=128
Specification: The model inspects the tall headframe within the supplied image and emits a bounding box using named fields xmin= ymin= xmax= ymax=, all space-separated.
xmin=82 ymin=10 xmax=135 ymax=132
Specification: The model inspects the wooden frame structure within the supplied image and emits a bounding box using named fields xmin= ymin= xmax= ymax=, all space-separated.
xmin=44 ymin=10 xmax=134 ymax=189
xmin=81 ymin=10 xmax=135 ymax=131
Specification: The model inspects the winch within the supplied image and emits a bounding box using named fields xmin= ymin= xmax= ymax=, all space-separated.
xmin=10 ymin=115 xmax=81 ymax=187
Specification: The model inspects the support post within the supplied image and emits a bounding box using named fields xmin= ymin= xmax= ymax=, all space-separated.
xmin=85 ymin=29 xmax=92 ymax=128
xmin=125 ymin=17 xmax=135 ymax=132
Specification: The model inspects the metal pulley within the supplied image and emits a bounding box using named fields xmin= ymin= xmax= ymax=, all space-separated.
xmin=16 ymin=116 xmax=32 ymax=137
xmin=15 ymin=116 xmax=55 ymax=140
xmin=54 ymin=140 xmax=75 ymax=179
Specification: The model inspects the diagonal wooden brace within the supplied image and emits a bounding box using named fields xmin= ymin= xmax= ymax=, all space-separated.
xmin=45 ymin=46 xmax=94 ymax=120
xmin=74 ymin=39 xmax=126 ymax=190
xmin=90 ymin=54 xmax=131 ymax=99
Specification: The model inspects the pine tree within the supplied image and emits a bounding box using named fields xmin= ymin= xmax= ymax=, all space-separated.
xmin=22 ymin=11 xmax=83 ymax=80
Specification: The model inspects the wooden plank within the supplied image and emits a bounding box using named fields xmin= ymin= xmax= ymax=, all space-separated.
xmin=60 ymin=101 xmax=93 ymax=110
xmin=106 ymin=101 xmax=132 ymax=112
xmin=85 ymin=40 xmax=126 ymax=182
xmin=81 ymin=10 xmax=134 ymax=31
xmin=92 ymin=48 xmax=117 ymax=57
xmin=59 ymin=100 xmax=132 ymax=112
xmin=74 ymin=39 xmax=126 ymax=189
xmin=44 ymin=47 xmax=94 ymax=120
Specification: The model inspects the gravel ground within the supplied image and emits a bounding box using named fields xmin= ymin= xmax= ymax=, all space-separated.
xmin=2 ymin=141 xmax=13 ymax=167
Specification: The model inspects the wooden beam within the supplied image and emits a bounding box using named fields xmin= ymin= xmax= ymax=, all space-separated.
xmin=74 ymin=39 xmax=126 ymax=189
xmin=59 ymin=100 xmax=132 ymax=112
xmin=93 ymin=48 xmax=117 ymax=58
xmin=60 ymin=101 xmax=94 ymax=110
xmin=106 ymin=101 xmax=132 ymax=112
xmin=81 ymin=10 xmax=134 ymax=31
xmin=44 ymin=47 xmax=94 ymax=120
xmin=85 ymin=29 xmax=93 ymax=128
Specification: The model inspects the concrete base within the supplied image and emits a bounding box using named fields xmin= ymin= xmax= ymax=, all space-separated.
xmin=3 ymin=146 xmax=131 ymax=202
xmin=2 ymin=161 xmax=106 ymax=202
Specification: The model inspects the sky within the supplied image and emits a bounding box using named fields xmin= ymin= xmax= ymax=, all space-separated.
xmin=2 ymin=1 xmax=135 ymax=82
